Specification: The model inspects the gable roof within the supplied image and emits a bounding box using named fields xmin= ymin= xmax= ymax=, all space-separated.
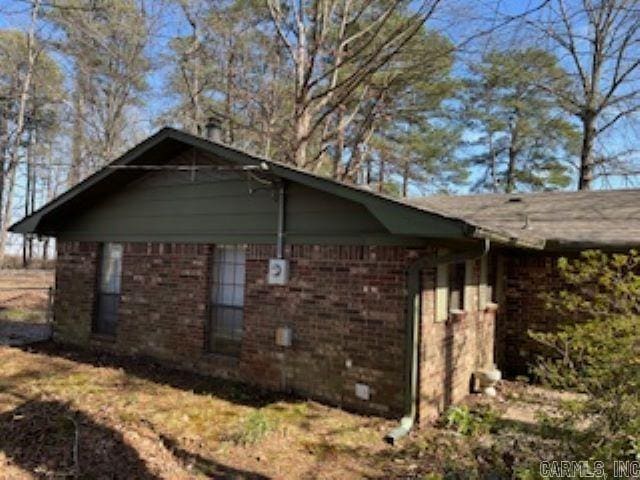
xmin=13 ymin=127 xmax=639 ymax=251
xmin=410 ymin=189 xmax=640 ymax=250
xmin=11 ymin=127 xmax=541 ymax=248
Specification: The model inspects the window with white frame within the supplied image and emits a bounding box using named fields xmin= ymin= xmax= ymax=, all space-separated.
xmin=209 ymin=245 xmax=246 ymax=356
xmin=435 ymin=261 xmax=467 ymax=322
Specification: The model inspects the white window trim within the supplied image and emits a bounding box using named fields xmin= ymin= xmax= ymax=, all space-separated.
xmin=435 ymin=263 xmax=449 ymax=322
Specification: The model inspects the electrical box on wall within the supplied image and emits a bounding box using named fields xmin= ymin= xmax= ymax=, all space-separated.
xmin=268 ymin=258 xmax=289 ymax=285
xmin=275 ymin=326 xmax=293 ymax=347
xmin=355 ymin=383 xmax=371 ymax=401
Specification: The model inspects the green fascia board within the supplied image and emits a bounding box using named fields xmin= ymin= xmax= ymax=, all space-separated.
xmin=10 ymin=127 xmax=508 ymax=244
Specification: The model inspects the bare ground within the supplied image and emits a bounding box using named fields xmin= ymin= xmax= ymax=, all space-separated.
xmin=0 ymin=342 xmax=576 ymax=479
xmin=0 ymin=270 xmax=575 ymax=479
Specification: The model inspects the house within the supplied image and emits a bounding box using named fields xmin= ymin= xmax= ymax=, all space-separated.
xmin=11 ymin=127 xmax=638 ymax=443
xmin=415 ymin=190 xmax=640 ymax=376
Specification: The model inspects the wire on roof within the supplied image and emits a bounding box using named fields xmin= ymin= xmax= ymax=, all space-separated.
xmin=106 ymin=164 xmax=264 ymax=171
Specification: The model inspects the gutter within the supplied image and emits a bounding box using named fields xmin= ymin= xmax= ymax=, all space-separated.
xmin=384 ymin=238 xmax=491 ymax=445
xmin=471 ymin=227 xmax=545 ymax=250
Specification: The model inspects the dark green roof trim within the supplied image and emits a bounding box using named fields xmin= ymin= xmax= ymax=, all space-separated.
xmin=11 ymin=127 xmax=541 ymax=248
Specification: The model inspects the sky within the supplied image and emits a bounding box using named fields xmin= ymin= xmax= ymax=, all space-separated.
xmin=0 ymin=0 xmax=638 ymax=201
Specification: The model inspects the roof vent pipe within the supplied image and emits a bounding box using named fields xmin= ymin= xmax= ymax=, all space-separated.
xmin=204 ymin=115 xmax=223 ymax=142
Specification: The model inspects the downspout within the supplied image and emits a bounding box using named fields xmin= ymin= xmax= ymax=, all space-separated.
xmin=384 ymin=238 xmax=490 ymax=445
xmin=276 ymin=182 xmax=285 ymax=259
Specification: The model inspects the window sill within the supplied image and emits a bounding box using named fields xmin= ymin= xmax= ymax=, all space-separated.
xmin=484 ymin=302 xmax=499 ymax=313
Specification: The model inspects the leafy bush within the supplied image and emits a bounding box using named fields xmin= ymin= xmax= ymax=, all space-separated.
xmin=444 ymin=405 xmax=497 ymax=436
xmin=529 ymin=250 xmax=640 ymax=461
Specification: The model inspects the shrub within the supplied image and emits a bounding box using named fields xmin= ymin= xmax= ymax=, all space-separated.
xmin=529 ymin=250 xmax=640 ymax=461
xmin=444 ymin=405 xmax=497 ymax=436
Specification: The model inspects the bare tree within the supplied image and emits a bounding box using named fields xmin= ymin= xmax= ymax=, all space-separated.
xmin=0 ymin=0 xmax=41 ymax=263
xmin=535 ymin=0 xmax=640 ymax=189
xmin=266 ymin=0 xmax=441 ymax=169
xmin=48 ymin=0 xmax=151 ymax=182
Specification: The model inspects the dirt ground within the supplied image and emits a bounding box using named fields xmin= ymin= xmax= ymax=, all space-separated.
xmin=0 ymin=269 xmax=573 ymax=478
xmin=0 ymin=342 xmax=572 ymax=479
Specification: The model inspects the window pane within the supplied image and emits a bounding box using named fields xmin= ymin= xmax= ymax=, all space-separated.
xmin=101 ymin=243 xmax=122 ymax=294
xmin=233 ymin=286 xmax=244 ymax=306
xmin=210 ymin=245 xmax=246 ymax=356
xmin=219 ymin=285 xmax=234 ymax=305
xmin=96 ymin=243 xmax=122 ymax=336
xmin=222 ymin=264 xmax=235 ymax=284
xmin=448 ymin=262 xmax=465 ymax=311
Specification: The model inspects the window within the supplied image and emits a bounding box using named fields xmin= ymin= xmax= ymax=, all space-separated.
xmin=209 ymin=245 xmax=246 ymax=356
xmin=435 ymin=261 xmax=467 ymax=322
xmin=95 ymin=243 xmax=122 ymax=335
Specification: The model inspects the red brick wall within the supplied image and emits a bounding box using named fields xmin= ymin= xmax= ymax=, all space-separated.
xmin=54 ymin=241 xmax=496 ymax=420
xmin=418 ymin=260 xmax=497 ymax=423
xmin=54 ymin=241 xmax=100 ymax=344
xmin=496 ymin=251 xmax=566 ymax=377
xmin=54 ymin=241 xmax=428 ymax=417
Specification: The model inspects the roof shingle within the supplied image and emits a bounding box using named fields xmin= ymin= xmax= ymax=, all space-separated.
xmin=406 ymin=189 xmax=640 ymax=250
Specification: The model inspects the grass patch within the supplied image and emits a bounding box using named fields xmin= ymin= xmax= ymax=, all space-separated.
xmin=226 ymin=409 xmax=277 ymax=445
xmin=0 ymin=307 xmax=46 ymax=323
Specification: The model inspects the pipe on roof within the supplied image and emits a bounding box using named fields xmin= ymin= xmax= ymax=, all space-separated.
xmin=384 ymin=239 xmax=490 ymax=445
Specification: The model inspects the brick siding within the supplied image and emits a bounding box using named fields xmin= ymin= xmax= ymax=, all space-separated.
xmin=496 ymin=251 xmax=568 ymax=377
xmin=54 ymin=241 xmax=495 ymax=421
xmin=418 ymin=260 xmax=497 ymax=423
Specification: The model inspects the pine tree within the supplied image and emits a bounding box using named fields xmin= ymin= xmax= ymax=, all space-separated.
xmin=462 ymin=49 xmax=579 ymax=193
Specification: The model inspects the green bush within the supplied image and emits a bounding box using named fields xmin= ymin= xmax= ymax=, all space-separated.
xmin=444 ymin=405 xmax=497 ymax=436
xmin=529 ymin=250 xmax=640 ymax=461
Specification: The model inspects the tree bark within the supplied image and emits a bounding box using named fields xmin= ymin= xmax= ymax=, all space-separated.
xmin=70 ymin=70 xmax=84 ymax=186
xmin=578 ymin=113 xmax=596 ymax=190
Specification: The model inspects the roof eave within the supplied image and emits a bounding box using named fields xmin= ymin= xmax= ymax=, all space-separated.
xmin=471 ymin=227 xmax=546 ymax=250
xmin=11 ymin=127 xmax=481 ymax=242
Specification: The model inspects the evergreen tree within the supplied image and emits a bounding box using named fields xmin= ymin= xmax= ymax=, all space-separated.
xmin=462 ymin=49 xmax=579 ymax=193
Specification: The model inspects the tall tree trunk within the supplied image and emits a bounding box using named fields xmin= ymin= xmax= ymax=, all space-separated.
xmin=332 ymin=107 xmax=346 ymax=179
xmin=70 ymin=70 xmax=84 ymax=186
xmin=487 ymin=131 xmax=497 ymax=192
xmin=28 ymin=128 xmax=37 ymax=263
xmin=506 ymin=113 xmax=520 ymax=193
xmin=0 ymin=0 xmax=40 ymax=264
xmin=402 ymin=161 xmax=409 ymax=197
xmin=506 ymin=148 xmax=517 ymax=193
xmin=225 ymin=46 xmax=235 ymax=144
xmin=365 ymin=156 xmax=371 ymax=185
xmin=42 ymin=141 xmax=53 ymax=262
xmin=578 ymin=113 xmax=596 ymax=190
xmin=294 ymin=108 xmax=311 ymax=167
xmin=0 ymin=164 xmax=19 ymax=263
xmin=0 ymin=109 xmax=7 ymax=245
xmin=23 ymin=128 xmax=33 ymax=268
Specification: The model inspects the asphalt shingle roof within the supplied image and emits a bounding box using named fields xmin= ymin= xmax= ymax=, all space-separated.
xmin=406 ymin=189 xmax=640 ymax=250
